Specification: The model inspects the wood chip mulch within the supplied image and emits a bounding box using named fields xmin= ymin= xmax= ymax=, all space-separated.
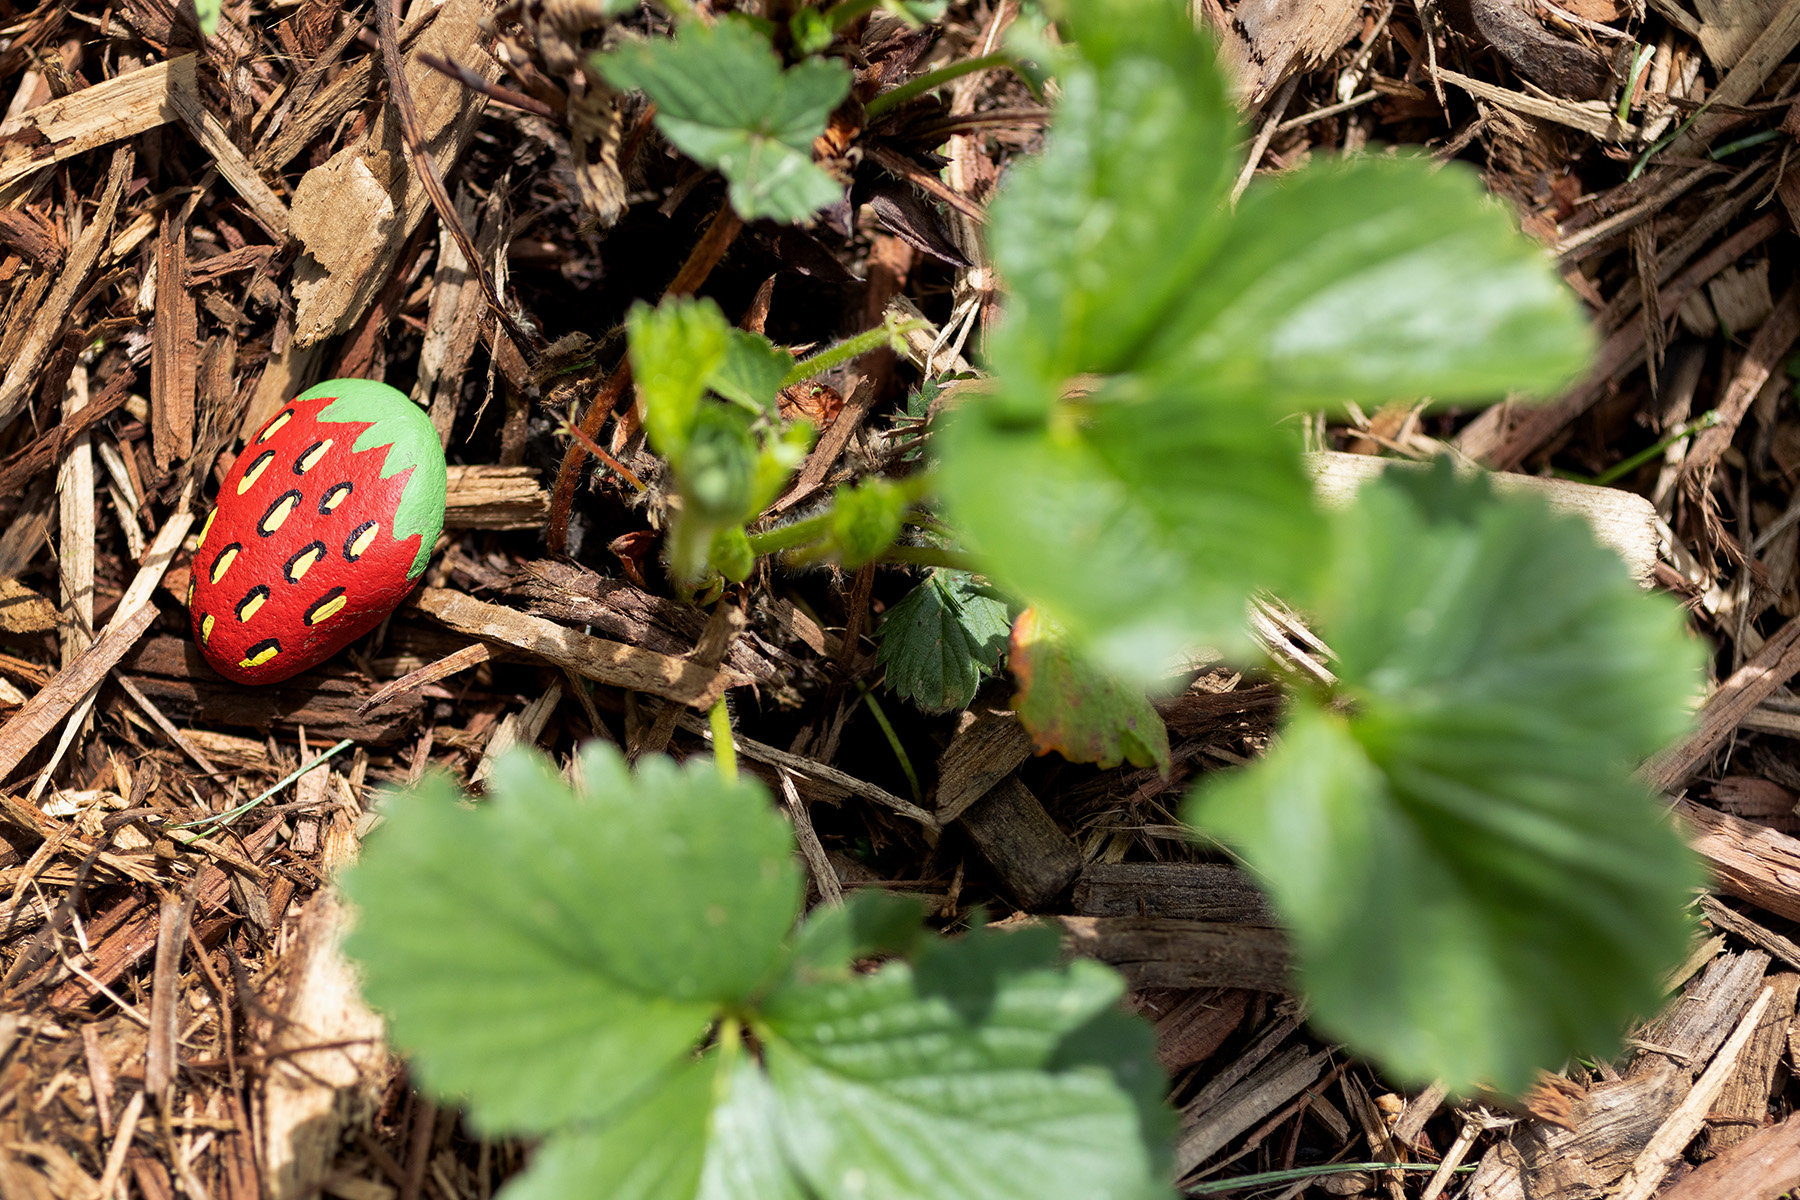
xmin=7 ymin=0 xmax=1800 ymax=1197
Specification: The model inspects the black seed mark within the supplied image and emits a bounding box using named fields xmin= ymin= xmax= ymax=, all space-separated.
xmin=285 ymin=541 xmax=327 ymax=583
xmin=241 ymin=638 xmax=281 ymax=668
xmin=305 ymin=587 xmax=349 ymax=626
xmin=257 ymin=409 xmax=295 ymax=442
xmin=238 ymin=448 xmax=276 ymax=492
xmin=260 ymin=489 xmax=303 ymax=536
xmin=318 ymin=481 xmax=353 ymax=515
xmin=209 ymin=543 xmax=243 ymax=584
xmin=236 ymin=585 xmax=270 ymax=622
xmin=293 ymin=440 xmax=329 ymax=475
xmin=343 ymin=521 xmax=377 ymax=562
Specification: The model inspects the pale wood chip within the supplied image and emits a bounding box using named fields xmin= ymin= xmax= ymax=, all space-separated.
xmin=1658 ymin=1108 xmax=1800 ymax=1199
xmin=1438 ymin=68 xmax=1639 ymax=140
xmin=411 ymin=588 xmax=745 ymax=709
xmin=1614 ymin=987 xmax=1775 ymax=1200
xmin=0 ymin=59 xmax=182 ymax=196
xmin=442 ymin=465 xmax=550 ymax=529
xmin=0 ymin=147 xmax=131 ymax=433
xmin=1308 ymin=450 xmax=1662 ymax=583
xmin=288 ymin=0 xmax=497 ymax=345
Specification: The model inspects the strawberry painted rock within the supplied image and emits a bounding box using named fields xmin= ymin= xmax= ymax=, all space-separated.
xmin=188 ymin=379 xmax=447 ymax=685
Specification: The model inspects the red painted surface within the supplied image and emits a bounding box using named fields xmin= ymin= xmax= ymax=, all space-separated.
xmin=188 ymin=394 xmax=426 ymax=684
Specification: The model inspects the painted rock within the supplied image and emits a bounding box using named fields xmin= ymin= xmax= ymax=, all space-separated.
xmin=188 ymin=379 xmax=447 ymax=685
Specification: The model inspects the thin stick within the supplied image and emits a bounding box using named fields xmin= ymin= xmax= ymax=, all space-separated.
xmin=376 ymin=0 xmax=538 ymax=362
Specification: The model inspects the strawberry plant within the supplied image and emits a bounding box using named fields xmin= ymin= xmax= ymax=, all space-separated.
xmin=342 ymin=0 xmax=1709 ymax=1189
xmin=345 ymin=748 xmax=1170 ymax=1200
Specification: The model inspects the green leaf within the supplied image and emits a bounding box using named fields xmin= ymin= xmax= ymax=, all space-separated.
xmin=628 ymin=298 xmax=732 ymax=464
xmin=761 ymin=924 xmax=1173 ymax=1200
xmin=984 ymin=0 xmax=1237 ymax=381
xmin=1143 ymin=155 xmax=1594 ymax=410
xmin=876 ymin=569 xmax=1012 ymax=712
xmin=1188 ymin=465 xmax=1704 ymax=1095
xmin=826 ymin=477 xmax=906 ymax=567
xmin=1010 ymin=608 xmax=1170 ymax=774
xmin=195 ymin=0 xmax=221 ymax=37
xmin=341 ymin=746 xmax=803 ymax=1133
xmin=597 ymin=21 xmax=850 ymax=223
xmin=502 ymin=1052 xmax=807 ymax=1200
xmin=750 ymin=422 xmax=814 ymax=512
xmin=712 ymin=331 xmax=795 ymax=414
xmin=883 ymin=0 xmax=948 ymax=20
xmin=789 ymin=888 xmax=930 ymax=979
xmin=937 ymin=378 xmax=1326 ymax=679
xmin=683 ymin=406 xmax=761 ymax=521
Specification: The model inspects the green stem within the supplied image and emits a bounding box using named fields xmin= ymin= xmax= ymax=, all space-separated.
xmin=1586 ymin=410 xmax=1722 ymax=486
xmin=174 ymin=737 xmax=356 ymax=835
xmin=1617 ymin=42 xmax=1654 ymax=123
xmin=1629 ymin=90 xmax=1723 ymax=180
xmin=1186 ymin=1162 xmax=1473 ymax=1196
xmin=1711 ymin=128 xmax=1781 ymax=160
xmin=865 ymin=53 xmax=1014 ymax=120
xmin=858 ymin=683 xmax=924 ymax=805
xmin=709 ymin=694 xmax=738 ymax=784
xmin=781 ymin=319 xmax=925 ymax=388
xmin=881 ymin=544 xmax=980 ymax=572
xmin=746 ymin=513 xmax=832 ymax=556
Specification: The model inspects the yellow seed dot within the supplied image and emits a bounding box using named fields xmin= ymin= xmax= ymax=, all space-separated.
xmin=200 ymin=614 xmax=214 ymax=643
xmin=240 ymin=643 xmax=279 ymax=669
xmin=257 ymin=409 xmax=294 ymax=442
xmin=238 ymin=450 xmax=274 ymax=495
xmin=321 ymin=483 xmax=351 ymax=513
xmin=239 ymin=592 xmax=266 ymax=621
xmin=185 ymin=577 xmax=195 ymax=608
xmin=296 ymin=439 xmax=333 ymax=474
xmin=308 ymin=593 xmax=348 ymax=625
xmin=348 ymin=522 xmax=380 ymax=559
xmin=196 ymin=509 xmax=215 ymax=551
xmin=260 ymin=493 xmax=298 ymax=535
xmin=210 ymin=546 xmax=238 ymax=583
xmin=289 ymin=547 xmax=321 ymax=581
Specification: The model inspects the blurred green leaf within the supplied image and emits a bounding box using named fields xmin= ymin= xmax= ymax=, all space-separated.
xmin=762 ymin=925 xmax=1174 ymax=1200
xmin=884 ymin=0 xmax=948 ymax=19
xmin=1143 ymin=156 xmax=1594 ymax=411
xmin=826 ymin=477 xmax=906 ymax=567
xmin=876 ymin=569 xmax=1012 ymax=712
xmin=938 ymin=379 xmax=1325 ymax=678
xmin=195 ymin=0 xmax=221 ymax=36
xmin=984 ymin=0 xmax=1237 ymax=384
xmin=597 ymin=21 xmax=850 ymax=222
xmin=1010 ymin=608 xmax=1170 ymax=774
xmin=789 ymin=888 xmax=930 ymax=978
xmin=683 ymin=407 xmax=760 ymax=521
xmin=341 ymin=747 xmax=802 ymax=1134
xmin=713 ymin=331 xmax=795 ymax=414
xmin=628 ymin=298 xmax=732 ymax=464
xmin=711 ymin=524 xmax=755 ymax=583
xmin=1188 ymin=465 xmax=1704 ymax=1094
